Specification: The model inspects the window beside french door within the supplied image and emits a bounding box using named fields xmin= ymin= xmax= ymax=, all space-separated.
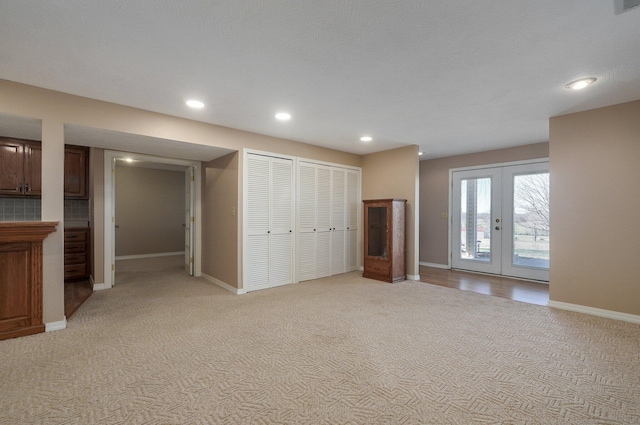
xmin=451 ymin=161 xmax=549 ymax=281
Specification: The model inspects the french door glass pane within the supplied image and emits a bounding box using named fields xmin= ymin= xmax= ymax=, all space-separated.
xmin=512 ymin=172 xmax=550 ymax=269
xmin=460 ymin=177 xmax=491 ymax=261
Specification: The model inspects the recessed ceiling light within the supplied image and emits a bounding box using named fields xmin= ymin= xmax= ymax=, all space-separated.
xmin=418 ymin=152 xmax=424 ymax=156
xmin=360 ymin=136 xmax=373 ymax=142
xmin=275 ymin=112 xmax=291 ymax=121
xmin=565 ymin=77 xmax=597 ymax=90
xmin=186 ymin=99 xmax=205 ymax=109
xmin=124 ymin=158 xmax=133 ymax=163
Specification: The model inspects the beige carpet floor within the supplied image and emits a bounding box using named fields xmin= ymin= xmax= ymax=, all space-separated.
xmin=1 ymin=256 xmax=639 ymax=424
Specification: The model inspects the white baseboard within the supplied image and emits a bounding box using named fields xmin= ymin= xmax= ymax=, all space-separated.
xmin=201 ymin=273 xmax=246 ymax=295
xmin=419 ymin=262 xmax=449 ymax=269
xmin=358 ymin=266 xmax=364 ymax=272
xmin=45 ymin=317 xmax=67 ymax=332
xmin=548 ymin=300 xmax=640 ymax=324
xmin=93 ymin=282 xmax=108 ymax=291
xmin=115 ymin=252 xmax=183 ymax=261
xmin=407 ymin=274 xmax=420 ymax=281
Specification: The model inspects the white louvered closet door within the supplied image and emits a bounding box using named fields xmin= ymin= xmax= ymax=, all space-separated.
xmin=298 ymin=162 xmax=317 ymax=282
xmin=246 ymin=154 xmax=271 ymax=289
xmin=269 ymin=158 xmax=294 ymax=287
xmin=316 ymin=166 xmax=332 ymax=279
xmin=346 ymin=170 xmax=359 ymax=271
xmin=331 ymin=168 xmax=346 ymax=274
xmin=246 ymin=153 xmax=294 ymax=290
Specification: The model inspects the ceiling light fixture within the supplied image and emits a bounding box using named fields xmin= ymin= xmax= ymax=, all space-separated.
xmin=124 ymin=158 xmax=133 ymax=163
xmin=186 ymin=99 xmax=205 ymax=109
xmin=275 ymin=112 xmax=291 ymax=121
xmin=565 ymin=77 xmax=597 ymax=90
xmin=418 ymin=151 xmax=424 ymax=156
xmin=360 ymin=136 xmax=373 ymax=142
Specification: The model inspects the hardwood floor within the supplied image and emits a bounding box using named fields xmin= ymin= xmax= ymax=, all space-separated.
xmin=419 ymin=266 xmax=549 ymax=306
xmin=64 ymin=280 xmax=93 ymax=319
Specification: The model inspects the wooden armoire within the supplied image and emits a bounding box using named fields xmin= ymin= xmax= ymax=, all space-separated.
xmin=362 ymin=199 xmax=406 ymax=283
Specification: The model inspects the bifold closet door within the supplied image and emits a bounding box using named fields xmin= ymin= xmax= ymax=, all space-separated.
xmin=246 ymin=153 xmax=293 ymax=291
xmin=345 ymin=170 xmax=359 ymax=272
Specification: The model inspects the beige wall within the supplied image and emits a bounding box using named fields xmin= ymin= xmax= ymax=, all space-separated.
xmin=362 ymin=145 xmax=420 ymax=277
xmin=202 ymin=152 xmax=239 ymax=288
xmin=0 ymin=80 xmax=362 ymax=323
xmin=549 ymin=100 xmax=640 ymax=316
xmin=89 ymin=148 xmax=104 ymax=283
xmin=114 ymin=166 xmax=185 ymax=257
xmin=419 ymin=143 xmax=549 ymax=265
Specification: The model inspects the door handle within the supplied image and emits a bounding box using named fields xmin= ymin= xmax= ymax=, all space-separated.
xmin=495 ymin=226 xmax=500 ymax=231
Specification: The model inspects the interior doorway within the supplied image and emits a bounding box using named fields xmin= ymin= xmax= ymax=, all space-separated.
xmin=451 ymin=160 xmax=549 ymax=281
xmin=104 ymin=151 xmax=201 ymax=288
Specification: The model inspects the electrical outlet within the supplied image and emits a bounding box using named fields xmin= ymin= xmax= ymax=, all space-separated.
xmin=231 ymin=207 xmax=236 ymax=217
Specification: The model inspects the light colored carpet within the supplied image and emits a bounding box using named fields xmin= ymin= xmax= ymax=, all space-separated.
xmin=1 ymin=256 xmax=639 ymax=424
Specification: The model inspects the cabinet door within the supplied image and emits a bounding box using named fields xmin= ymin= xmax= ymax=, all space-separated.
xmin=64 ymin=146 xmax=88 ymax=198
xmin=0 ymin=139 xmax=24 ymax=196
xmin=23 ymin=142 xmax=42 ymax=197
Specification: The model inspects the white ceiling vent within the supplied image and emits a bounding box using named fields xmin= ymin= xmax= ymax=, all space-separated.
xmin=615 ymin=0 xmax=640 ymax=14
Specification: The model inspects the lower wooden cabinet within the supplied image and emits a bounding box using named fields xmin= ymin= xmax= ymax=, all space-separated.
xmin=64 ymin=228 xmax=90 ymax=280
xmin=0 ymin=222 xmax=58 ymax=340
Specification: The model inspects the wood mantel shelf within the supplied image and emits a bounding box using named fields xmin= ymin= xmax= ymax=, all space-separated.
xmin=0 ymin=221 xmax=58 ymax=340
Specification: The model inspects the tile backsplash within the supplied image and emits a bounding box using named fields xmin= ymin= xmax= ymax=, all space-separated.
xmin=64 ymin=199 xmax=90 ymax=221
xmin=0 ymin=198 xmax=41 ymax=221
xmin=0 ymin=198 xmax=90 ymax=222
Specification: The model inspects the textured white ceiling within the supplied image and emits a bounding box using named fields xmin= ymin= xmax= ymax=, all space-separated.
xmin=1 ymin=1 xmax=639 ymax=159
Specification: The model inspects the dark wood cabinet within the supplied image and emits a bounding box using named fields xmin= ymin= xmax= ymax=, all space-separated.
xmin=0 ymin=137 xmax=41 ymax=197
xmin=363 ymin=199 xmax=406 ymax=283
xmin=64 ymin=228 xmax=90 ymax=280
xmin=0 ymin=222 xmax=58 ymax=340
xmin=64 ymin=145 xmax=89 ymax=199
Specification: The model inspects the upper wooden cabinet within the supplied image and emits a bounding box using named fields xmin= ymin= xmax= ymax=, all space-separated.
xmin=0 ymin=137 xmax=41 ymax=197
xmin=64 ymin=145 xmax=89 ymax=199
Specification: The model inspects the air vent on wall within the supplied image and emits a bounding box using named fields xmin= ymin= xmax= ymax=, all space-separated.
xmin=614 ymin=0 xmax=640 ymax=14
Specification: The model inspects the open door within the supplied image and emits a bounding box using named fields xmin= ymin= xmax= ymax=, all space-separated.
xmin=184 ymin=166 xmax=195 ymax=275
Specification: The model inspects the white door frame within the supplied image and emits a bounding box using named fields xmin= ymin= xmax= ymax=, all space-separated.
xmin=103 ymin=150 xmax=201 ymax=289
xmin=449 ymin=158 xmax=549 ymax=280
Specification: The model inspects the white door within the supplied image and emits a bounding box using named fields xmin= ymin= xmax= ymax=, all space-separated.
xmin=245 ymin=153 xmax=294 ymax=291
xmin=184 ymin=167 xmax=195 ymax=276
xmin=345 ymin=170 xmax=359 ymax=272
xmin=330 ymin=168 xmax=346 ymax=275
xmin=298 ymin=162 xmax=318 ymax=282
xmin=452 ymin=162 xmax=549 ymax=281
xmin=315 ymin=165 xmax=332 ymax=279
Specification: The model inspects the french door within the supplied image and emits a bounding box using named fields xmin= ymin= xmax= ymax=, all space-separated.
xmin=451 ymin=161 xmax=549 ymax=281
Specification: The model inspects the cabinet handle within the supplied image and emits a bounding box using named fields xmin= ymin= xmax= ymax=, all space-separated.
xmin=25 ymin=183 xmax=30 ymax=193
xmin=18 ymin=183 xmax=22 ymax=193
